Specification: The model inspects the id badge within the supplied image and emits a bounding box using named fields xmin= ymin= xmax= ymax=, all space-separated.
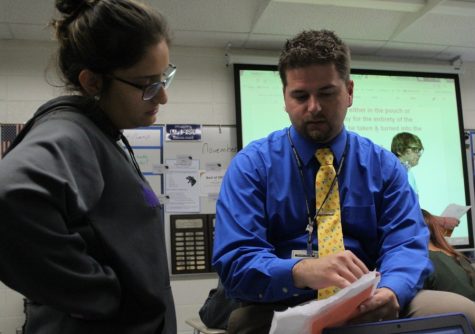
xmin=291 ymin=249 xmax=318 ymax=258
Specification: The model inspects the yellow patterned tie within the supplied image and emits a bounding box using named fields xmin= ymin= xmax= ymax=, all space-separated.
xmin=315 ymin=148 xmax=345 ymax=300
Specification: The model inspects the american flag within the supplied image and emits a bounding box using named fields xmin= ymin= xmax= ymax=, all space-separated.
xmin=1 ymin=124 xmax=25 ymax=158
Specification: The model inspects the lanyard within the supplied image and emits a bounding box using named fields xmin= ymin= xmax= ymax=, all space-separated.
xmin=120 ymin=133 xmax=145 ymax=181
xmin=287 ymin=128 xmax=348 ymax=256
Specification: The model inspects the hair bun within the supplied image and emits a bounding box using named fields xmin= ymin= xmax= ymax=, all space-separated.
xmin=55 ymin=0 xmax=87 ymax=15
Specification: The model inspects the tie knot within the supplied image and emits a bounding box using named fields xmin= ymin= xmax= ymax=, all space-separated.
xmin=315 ymin=148 xmax=334 ymax=165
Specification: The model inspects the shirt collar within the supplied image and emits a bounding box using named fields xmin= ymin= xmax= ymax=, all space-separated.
xmin=289 ymin=126 xmax=347 ymax=166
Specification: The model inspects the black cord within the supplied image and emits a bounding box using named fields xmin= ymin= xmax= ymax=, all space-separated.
xmin=120 ymin=133 xmax=145 ymax=180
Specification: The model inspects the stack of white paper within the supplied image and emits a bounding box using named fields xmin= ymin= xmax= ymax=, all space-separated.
xmin=269 ymin=271 xmax=380 ymax=334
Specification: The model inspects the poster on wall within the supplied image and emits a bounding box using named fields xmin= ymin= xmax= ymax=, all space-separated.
xmin=164 ymin=158 xmax=200 ymax=212
xmin=165 ymin=124 xmax=202 ymax=141
xmin=200 ymin=162 xmax=225 ymax=199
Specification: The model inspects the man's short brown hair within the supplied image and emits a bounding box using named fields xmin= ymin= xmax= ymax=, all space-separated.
xmin=278 ymin=29 xmax=351 ymax=87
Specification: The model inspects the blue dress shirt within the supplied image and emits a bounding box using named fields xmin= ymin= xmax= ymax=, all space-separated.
xmin=213 ymin=126 xmax=432 ymax=309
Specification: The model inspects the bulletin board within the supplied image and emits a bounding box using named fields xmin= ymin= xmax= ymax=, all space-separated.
xmin=123 ymin=124 xmax=238 ymax=207
xmin=163 ymin=125 xmax=237 ymax=212
xmin=125 ymin=124 xmax=238 ymax=275
xmin=162 ymin=125 xmax=237 ymax=275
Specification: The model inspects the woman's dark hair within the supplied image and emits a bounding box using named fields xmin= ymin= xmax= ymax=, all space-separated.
xmin=278 ymin=29 xmax=351 ymax=87
xmin=422 ymin=209 xmax=475 ymax=288
xmin=50 ymin=0 xmax=171 ymax=92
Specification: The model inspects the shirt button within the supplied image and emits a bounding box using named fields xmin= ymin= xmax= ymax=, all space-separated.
xmin=282 ymin=287 xmax=288 ymax=293
xmin=258 ymin=293 xmax=263 ymax=299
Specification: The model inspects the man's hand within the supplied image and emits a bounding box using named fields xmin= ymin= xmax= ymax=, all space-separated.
xmin=292 ymin=250 xmax=369 ymax=290
xmin=349 ymin=287 xmax=400 ymax=324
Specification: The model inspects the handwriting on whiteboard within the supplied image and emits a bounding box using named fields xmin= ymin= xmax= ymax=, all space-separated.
xmin=201 ymin=142 xmax=237 ymax=154
xmin=123 ymin=127 xmax=162 ymax=147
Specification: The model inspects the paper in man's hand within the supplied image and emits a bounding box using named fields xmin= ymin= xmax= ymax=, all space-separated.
xmin=269 ymin=271 xmax=380 ymax=334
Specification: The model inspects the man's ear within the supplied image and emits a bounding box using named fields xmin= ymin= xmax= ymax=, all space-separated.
xmin=78 ymin=69 xmax=103 ymax=96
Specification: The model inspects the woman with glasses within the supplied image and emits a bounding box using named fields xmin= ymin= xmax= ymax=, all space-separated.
xmin=0 ymin=1 xmax=176 ymax=333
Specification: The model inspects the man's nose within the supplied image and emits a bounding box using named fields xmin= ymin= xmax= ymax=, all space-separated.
xmin=308 ymin=95 xmax=322 ymax=113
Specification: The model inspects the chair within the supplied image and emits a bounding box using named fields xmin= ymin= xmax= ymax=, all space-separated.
xmin=185 ymin=317 xmax=226 ymax=334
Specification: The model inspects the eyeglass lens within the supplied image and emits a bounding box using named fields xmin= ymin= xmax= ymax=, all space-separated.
xmin=143 ymin=82 xmax=162 ymax=100
xmin=409 ymin=147 xmax=423 ymax=154
xmin=142 ymin=65 xmax=176 ymax=100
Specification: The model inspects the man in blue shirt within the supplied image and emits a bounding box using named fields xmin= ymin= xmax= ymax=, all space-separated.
xmin=213 ymin=29 xmax=475 ymax=333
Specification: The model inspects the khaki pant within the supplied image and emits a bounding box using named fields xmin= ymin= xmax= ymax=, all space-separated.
xmin=227 ymin=290 xmax=475 ymax=334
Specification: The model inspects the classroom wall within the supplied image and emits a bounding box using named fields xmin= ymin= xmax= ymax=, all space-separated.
xmin=1 ymin=39 xmax=475 ymax=334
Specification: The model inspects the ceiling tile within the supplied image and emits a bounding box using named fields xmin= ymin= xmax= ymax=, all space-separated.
xmin=172 ymin=30 xmax=248 ymax=49
xmin=253 ymin=2 xmax=405 ymax=40
xmin=0 ymin=0 xmax=8 ymax=22
xmin=346 ymin=40 xmax=387 ymax=57
xmin=394 ymin=12 xmax=475 ymax=48
xmin=0 ymin=23 xmax=13 ymax=40
xmin=244 ymin=34 xmax=288 ymax=50
xmin=153 ymin=0 xmax=264 ymax=33
xmin=1 ymin=0 xmax=475 ymax=63
xmin=5 ymin=0 xmax=55 ymax=25
xmin=377 ymin=41 xmax=448 ymax=59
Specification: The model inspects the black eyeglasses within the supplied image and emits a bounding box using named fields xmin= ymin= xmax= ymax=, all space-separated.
xmin=408 ymin=146 xmax=424 ymax=154
xmin=108 ymin=64 xmax=176 ymax=101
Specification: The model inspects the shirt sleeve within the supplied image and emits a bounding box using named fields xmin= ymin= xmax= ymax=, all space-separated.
xmin=212 ymin=150 xmax=308 ymax=302
xmin=0 ymin=116 xmax=121 ymax=319
xmin=376 ymin=156 xmax=433 ymax=308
